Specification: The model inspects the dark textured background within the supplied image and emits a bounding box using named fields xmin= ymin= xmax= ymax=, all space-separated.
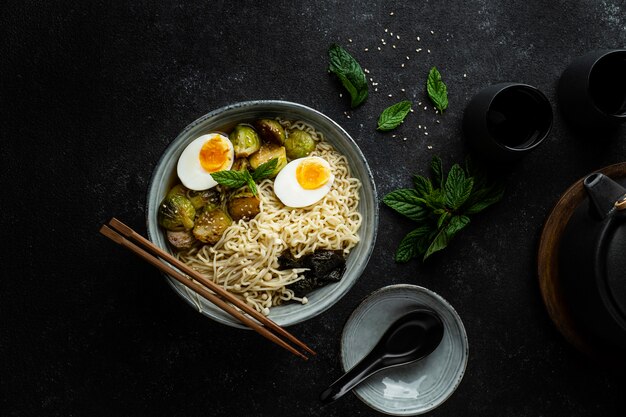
xmin=2 ymin=1 xmax=626 ymax=416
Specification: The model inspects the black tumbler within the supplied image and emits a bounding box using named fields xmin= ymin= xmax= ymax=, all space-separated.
xmin=558 ymin=49 xmax=626 ymax=129
xmin=463 ymin=82 xmax=553 ymax=162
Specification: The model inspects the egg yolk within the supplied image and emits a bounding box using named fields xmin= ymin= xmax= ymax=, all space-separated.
xmin=199 ymin=137 xmax=230 ymax=172
xmin=296 ymin=159 xmax=331 ymax=190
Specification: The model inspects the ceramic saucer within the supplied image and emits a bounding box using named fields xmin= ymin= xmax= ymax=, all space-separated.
xmin=340 ymin=284 xmax=468 ymax=415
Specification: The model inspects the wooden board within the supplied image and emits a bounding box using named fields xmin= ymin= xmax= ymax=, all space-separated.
xmin=537 ymin=162 xmax=626 ymax=363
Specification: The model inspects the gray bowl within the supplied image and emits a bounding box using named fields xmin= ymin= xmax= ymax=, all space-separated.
xmin=146 ymin=100 xmax=378 ymax=327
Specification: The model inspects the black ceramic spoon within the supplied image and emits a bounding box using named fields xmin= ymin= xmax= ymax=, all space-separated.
xmin=320 ymin=309 xmax=444 ymax=404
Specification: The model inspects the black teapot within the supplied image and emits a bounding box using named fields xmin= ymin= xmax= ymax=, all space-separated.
xmin=559 ymin=172 xmax=626 ymax=351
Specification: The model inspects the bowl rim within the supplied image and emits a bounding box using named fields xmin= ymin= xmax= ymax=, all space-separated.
xmin=145 ymin=99 xmax=379 ymax=328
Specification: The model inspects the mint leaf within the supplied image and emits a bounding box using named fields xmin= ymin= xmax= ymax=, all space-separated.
xmin=413 ymin=174 xmax=433 ymax=197
xmin=210 ymin=170 xmax=249 ymax=189
xmin=211 ymin=169 xmax=259 ymax=196
xmin=395 ymin=225 xmax=432 ymax=262
xmin=431 ymin=155 xmax=444 ymax=187
xmin=423 ymin=215 xmax=470 ymax=260
xmin=251 ymin=158 xmax=278 ymax=181
xmin=328 ymin=44 xmax=368 ymax=108
xmin=444 ymin=164 xmax=474 ymax=210
xmin=465 ymin=184 xmax=505 ymax=214
xmin=426 ymin=66 xmax=448 ymax=113
xmin=383 ymin=189 xmax=428 ymax=222
xmin=377 ymin=100 xmax=412 ymax=131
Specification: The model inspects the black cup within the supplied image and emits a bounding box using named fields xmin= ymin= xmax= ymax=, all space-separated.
xmin=463 ymin=82 xmax=553 ymax=162
xmin=558 ymin=49 xmax=626 ymax=129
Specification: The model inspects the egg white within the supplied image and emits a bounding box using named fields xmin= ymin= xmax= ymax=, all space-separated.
xmin=273 ymin=157 xmax=335 ymax=208
xmin=177 ymin=133 xmax=234 ymax=191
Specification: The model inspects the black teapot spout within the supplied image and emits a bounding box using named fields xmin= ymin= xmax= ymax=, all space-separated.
xmin=583 ymin=172 xmax=626 ymax=219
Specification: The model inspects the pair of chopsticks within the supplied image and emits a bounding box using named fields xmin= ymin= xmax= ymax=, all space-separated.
xmin=99 ymin=218 xmax=315 ymax=360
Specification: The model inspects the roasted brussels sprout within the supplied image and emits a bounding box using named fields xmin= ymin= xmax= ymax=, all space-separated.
xmin=166 ymin=229 xmax=196 ymax=250
xmin=186 ymin=188 xmax=220 ymax=210
xmin=254 ymin=119 xmax=286 ymax=145
xmin=227 ymin=190 xmax=261 ymax=221
xmin=248 ymin=143 xmax=287 ymax=177
xmin=229 ymin=124 xmax=261 ymax=157
xmin=192 ymin=207 xmax=233 ymax=244
xmin=166 ymin=183 xmax=189 ymax=198
xmin=158 ymin=194 xmax=196 ymax=231
xmin=284 ymin=129 xmax=316 ymax=159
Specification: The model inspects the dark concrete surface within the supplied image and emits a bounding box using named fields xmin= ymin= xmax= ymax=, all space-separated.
xmin=2 ymin=1 xmax=626 ymax=416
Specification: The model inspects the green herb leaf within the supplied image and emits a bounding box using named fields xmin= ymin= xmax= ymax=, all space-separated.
xmin=383 ymin=189 xmax=428 ymax=222
xmin=423 ymin=215 xmax=470 ymax=260
xmin=251 ymin=158 xmax=278 ymax=182
xmin=426 ymin=66 xmax=448 ymax=113
xmin=395 ymin=225 xmax=433 ymax=262
xmin=412 ymin=174 xmax=433 ymax=197
xmin=465 ymin=184 xmax=505 ymax=214
xmin=377 ymin=100 xmax=412 ymax=131
xmin=328 ymin=44 xmax=368 ymax=108
xmin=210 ymin=170 xmax=249 ymax=189
xmin=211 ymin=169 xmax=259 ymax=196
xmin=444 ymin=164 xmax=474 ymax=210
xmin=431 ymin=155 xmax=444 ymax=188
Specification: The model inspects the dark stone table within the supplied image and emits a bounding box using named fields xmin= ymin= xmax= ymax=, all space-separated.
xmin=2 ymin=1 xmax=625 ymax=416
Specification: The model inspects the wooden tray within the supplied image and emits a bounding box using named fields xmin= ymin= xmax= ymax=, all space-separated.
xmin=538 ymin=162 xmax=626 ymax=363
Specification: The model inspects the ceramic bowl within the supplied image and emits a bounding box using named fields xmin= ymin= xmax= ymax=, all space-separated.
xmin=146 ymin=100 xmax=378 ymax=327
xmin=341 ymin=284 xmax=468 ymax=415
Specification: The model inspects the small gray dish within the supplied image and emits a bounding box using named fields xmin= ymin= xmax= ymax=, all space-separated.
xmin=340 ymin=284 xmax=468 ymax=415
xmin=146 ymin=100 xmax=378 ymax=328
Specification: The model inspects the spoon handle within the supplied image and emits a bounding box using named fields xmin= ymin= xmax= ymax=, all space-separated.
xmin=320 ymin=353 xmax=384 ymax=404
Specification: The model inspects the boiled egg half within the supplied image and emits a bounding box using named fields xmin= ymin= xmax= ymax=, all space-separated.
xmin=273 ymin=156 xmax=334 ymax=208
xmin=177 ymin=133 xmax=234 ymax=190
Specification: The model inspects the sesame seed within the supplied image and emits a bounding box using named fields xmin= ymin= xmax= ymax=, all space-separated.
xmin=348 ymin=38 xmax=352 ymax=43
xmin=381 ymin=38 xmax=385 ymax=42
xmin=403 ymin=137 xmax=407 ymax=141
xmin=390 ymin=11 xmax=394 ymax=15
xmin=346 ymin=115 xmax=350 ymax=118
xmin=401 ymin=88 xmax=405 ymax=92
xmin=427 ymin=49 xmax=431 ymax=53
xmin=417 ymin=36 xmax=421 ymax=41
xmin=427 ymin=145 xmax=433 ymax=149
xmin=364 ymin=48 xmax=369 ymax=51
xmin=424 ymin=106 xmax=428 ymax=110
xmin=396 ymin=35 xmax=400 ymax=39
xmin=364 ymin=68 xmax=370 ymax=73
xmin=339 ymin=93 xmax=342 ymax=97
xmin=375 ymin=88 xmax=378 ymax=91
xmin=410 ymin=109 xmax=414 ymax=113
xmin=416 ymin=48 xmax=422 ymax=52
xmin=430 ymin=30 xmax=434 ymax=34
xmin=390 ymin=32 xmax=393 ymax=36
xmin=425 ymin=132 xmax=429 ymax=135
xmin=401 ymin=63 xmax=405 ymax=67
xmin=377 ymin=46 xmax=381 ymax=50
xmin=436 ymin=120 xmax=440 ymax=124
xmin=385 ymin=28 xmax=388 ymax=33
xmin=392 ymin=45 xmax=396 ymax=49
xmin=369 ymin=77 xmax=373 ymax=81
xmin=418 ymin=125 xmax=422 ymax=128
xmin=406 ymin=56 xmax=410 ymax=60
xmin=463 ymin=73 xmax=467 ymax=78
xmin=388 ymin=94 xmax=393 ymax=97
xmin=418 ymin=102 xmax=422 ymax=105
xmin=392 ymin=134 xmax=396 ymax=137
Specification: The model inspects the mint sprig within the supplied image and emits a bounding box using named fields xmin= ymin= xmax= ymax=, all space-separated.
xmin=211 ymin=158 xmax=278 ymax=197
xmin=383 ymin=156 xmax=505 ymax=262
xmin=377 ymin=100 xmax=412 ymax=131
xmin=328 ymin=44 xmax=369 ymax=108
xmin=426 ymin=67 xmax=448 ymax=113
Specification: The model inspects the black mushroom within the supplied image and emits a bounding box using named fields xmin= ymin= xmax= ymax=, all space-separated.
xmin=279 ymin=250 xmax=346 ymax=297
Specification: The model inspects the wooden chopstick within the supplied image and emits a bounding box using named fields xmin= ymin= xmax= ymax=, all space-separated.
xmin=100 ymin=218 xmax=315 ymax=358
